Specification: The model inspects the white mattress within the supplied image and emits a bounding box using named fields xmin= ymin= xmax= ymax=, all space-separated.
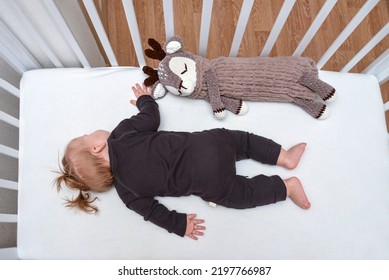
xmin=18 ymin=67 xmax=389 ymax=259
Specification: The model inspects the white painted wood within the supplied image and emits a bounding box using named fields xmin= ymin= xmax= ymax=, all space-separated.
xmin=229 ymin=0 xmax=254 ymax=57
xmin=377 ymin=67 xmax=389 ymax=85
xmin=199 ymin=0 xmax=214 ymax=57
xmin=261 ymin=0 xmax=295 ymax=56
xmin=0 ymin=214 xmax=17 ymax=223
xmin=0 ymin=248 xmax=18 ymax=260
xmin=341 ymin=23 xmax=389 ymax=73
xmin=5 ymin=0 xmax=63 ymax=67
xmin=384 ymin=101 xmax=389 ymax=112
xmin=317 ymin=0 xmax=380 ymax=69
xmin=0 ymin=78 xmax=19 ymax=98
xmin=82 ymin=0 xmax=118 ymax=66
xmin=0 ymin=144 xmax=18 ymax=159
xmin=121 ymin=0 xmax=146 ymax=66
xmin=0 ymin=179 xmax=18 ymax=191
xmin=0 ymin=20 xmax=41 ymax=70
xmin=363 ymin=49 xmax=389 ymax=76
xmin=293 ymin=0 xmax=337 ymax=56
xmin=0 ymin=111 xmax=19 ymax=128
xmin=163 ymin=0 xmax=175 ymax=39
xmin=43 ymin=0 xmax=90 ymax=68
xmin=0 ymin=40 xmax=26 ymax=74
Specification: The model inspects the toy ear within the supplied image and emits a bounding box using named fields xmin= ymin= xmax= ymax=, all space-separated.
xmin=165 ymin=36 xmax=183 ymax=54
xmin=151 ymin=82 xmax=167 ymax=99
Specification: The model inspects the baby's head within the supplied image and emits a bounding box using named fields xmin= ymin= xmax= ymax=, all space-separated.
xmin=54 ymin=130 xmax=113 ymax=213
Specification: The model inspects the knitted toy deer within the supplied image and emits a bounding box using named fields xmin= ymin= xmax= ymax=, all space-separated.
xmin=142 ymin=36 xmax=336 ymax=119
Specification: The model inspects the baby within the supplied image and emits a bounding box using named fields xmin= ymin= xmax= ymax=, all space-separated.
xmin=55 ymin=83 xmax=310 ymax=240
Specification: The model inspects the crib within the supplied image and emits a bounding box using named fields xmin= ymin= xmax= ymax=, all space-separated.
xmin=0 ymin=0 xmax=388 ymax=260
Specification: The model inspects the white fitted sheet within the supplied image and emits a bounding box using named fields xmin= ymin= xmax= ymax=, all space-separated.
xmin=18 ymin=67 xmax=389 ymax=259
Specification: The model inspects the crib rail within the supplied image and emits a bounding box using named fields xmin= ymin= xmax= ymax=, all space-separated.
xmin=0 ymin=1 xmax=388 ymax=76
xmin=0 ymin=0 xmax=388 ymax=259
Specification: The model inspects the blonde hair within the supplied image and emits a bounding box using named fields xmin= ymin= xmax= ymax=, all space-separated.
xmin=54 ymin=137 xmax=113 ymax=213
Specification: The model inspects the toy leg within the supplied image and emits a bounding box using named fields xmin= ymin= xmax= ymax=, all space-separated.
xmin=292 ymin=97 xmax=329 ymax=119
xmin=220 ymin=96 xmax=248 ymax=115
xmin=298 ymin=72 xmax=336 ymax=102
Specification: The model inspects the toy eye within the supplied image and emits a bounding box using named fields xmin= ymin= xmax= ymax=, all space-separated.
xmin=181 ymin=63 xmax=188 ymax=75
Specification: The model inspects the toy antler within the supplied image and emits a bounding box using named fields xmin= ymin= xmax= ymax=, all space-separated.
xmin=142 ymin=66 xmax=159 ymax=87
xmin=142 ymin=38 xmax=166 ymax=86
xmin=144 ymin=38 xmax=166 ymax=61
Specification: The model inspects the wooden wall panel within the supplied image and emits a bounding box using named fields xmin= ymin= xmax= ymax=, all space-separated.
xmin=207 ymin=0 xmax=243 ymax=59
xmin=173 ymin=0 xmax=203 ymax=55
xmin=302 ymin=0 xmax=365 ymax=68
xmin=269 ymin=0 xmax=326 ymax=57
xmin=238 ymin=0 xmax=283 ymax=57
xmin=133 ymin=0 xmax=165 ymax=68
xmin=106 ymin=0 xmax=138 ymax=66
xmin=326 ymin=1 xmax=389 ymax=72
xmin=351 ymin=1 xmax=389 ymax=73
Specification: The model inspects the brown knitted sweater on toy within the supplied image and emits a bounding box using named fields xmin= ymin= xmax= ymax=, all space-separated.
xmin=143 ymin=36 xmax=336 ymax=119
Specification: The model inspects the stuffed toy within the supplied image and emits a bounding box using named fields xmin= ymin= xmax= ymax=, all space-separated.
xmin=142 ymin=36 xmax=336 ymax=119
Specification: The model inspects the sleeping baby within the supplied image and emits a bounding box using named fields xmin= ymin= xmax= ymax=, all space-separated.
xmin=55 ymin=83 xmax=310 ymax=240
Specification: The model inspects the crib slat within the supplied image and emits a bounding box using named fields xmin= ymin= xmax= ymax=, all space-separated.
xmin=341 ymin=23 xmax=389 ymax=73
xmin=121 ymin=0 xmax=145 ymax=66
xmin=0 ymin=144 xmax=18 ymax=159
xmin=198 ymin=0 xmax=214 ymax=57
xmin=260 ymin=0 xmax=295 ymax=56
xmin=0 ymin=179 xmax=18 ymax=191
xmin=0 ymin=214 xmax=17 ymax=223
xmin=377 ymin=67 xmax=389 ymax=85
xmin=0 ymin=111 xmax=19 ymax=128
xmin=363 ymin=49 xmax=389 ymax=76
xmin=385 ymin=101 xmax=389 ymax=112
xmin=0 ymin=248 xmax=18 ymax=260
xmin=316 ymin=0 xmax=380 ymax=69
xmin=229 ymin=0 xmax=254 ymax=57
xmin=82 ymin=0 xmax=118 ymax=67
xmin=43 ymin=0 xmax=91 ymax=68
xmin=0 ymin=247 xmax=18 ymax=260
xmin=0 ymin=78 xmax=20 ymax=98
xmin=5 ymin=0 xmax=63 ymax=67
xmin=163 ymin=0 xmax=175 ymax=39
xmin=293 ymin=0 xmax=337 ymax=57
xmin=0 ymin=40 xmax=26 ymax=74
xmin=0 ymin=21 xmax=41 ymax=71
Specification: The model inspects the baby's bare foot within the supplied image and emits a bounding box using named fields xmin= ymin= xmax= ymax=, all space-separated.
xmin=278 ymin=143 xmax=306 ymax=170
xmin=285 ymin=177 xmax=311 ymax=209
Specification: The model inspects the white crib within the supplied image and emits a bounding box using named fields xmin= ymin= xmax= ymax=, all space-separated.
xmin=0 ymin=0 xmax=388 ymax=260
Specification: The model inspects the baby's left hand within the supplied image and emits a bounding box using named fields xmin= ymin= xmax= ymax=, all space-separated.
xmin=185 ymin=214 xmax=206 ymax=240
xmin=130 ymin=83 xmax=152 ymax=106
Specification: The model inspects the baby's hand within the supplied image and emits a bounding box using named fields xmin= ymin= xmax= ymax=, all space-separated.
xmin=130 ymin=83 xmax=152 ymax=106
xmin=185 ymin=214 xmax=205 ymax=240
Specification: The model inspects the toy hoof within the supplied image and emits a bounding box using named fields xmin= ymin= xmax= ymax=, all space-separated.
xmin=214 ymin=109 xmax=226 ymax=119
xmin=318 ymin=106 xmax=330 ymax=120
xmin=238 ymin=101 xmax=249 ymax=115
xmin=324 ymin=90 xmax=337 ymax=103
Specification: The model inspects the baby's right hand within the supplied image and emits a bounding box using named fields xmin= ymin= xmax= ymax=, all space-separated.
xmin=130 ymin=83 xmax=152 ymax=106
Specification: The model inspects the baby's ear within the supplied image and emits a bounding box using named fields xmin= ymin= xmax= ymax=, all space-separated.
xmin=165 ymin=36 xmax=183 ymax=54
xmin=151 ymin=82 xmax=167 ymax=99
